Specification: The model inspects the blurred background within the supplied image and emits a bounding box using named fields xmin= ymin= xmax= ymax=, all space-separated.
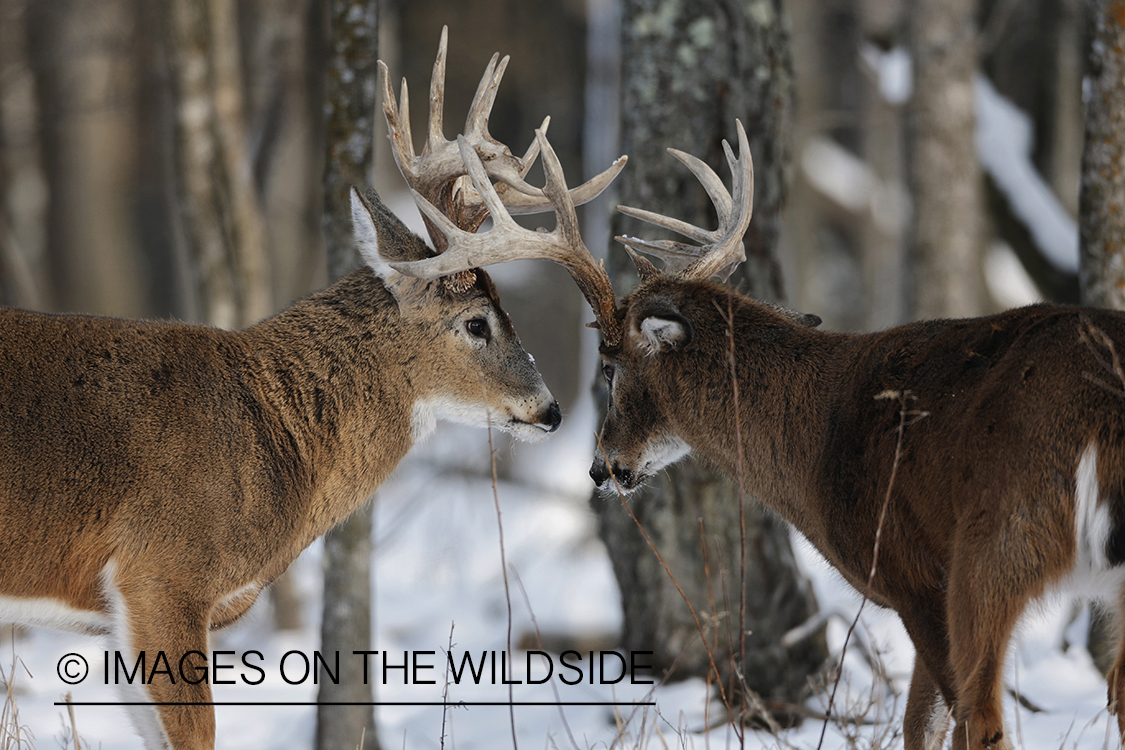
xmin=0 ymin=0 xmax=1106 ymax=746
xmin=0 ymin=0 xmax=1085 ymax=400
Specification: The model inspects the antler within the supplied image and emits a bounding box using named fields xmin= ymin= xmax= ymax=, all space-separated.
xmin=615 ymin=119 xmax=754 ymax=282
xmin=379 ymin=26 xmax=626 ymax=247
xmin=390 ymin=130 xmax=626 ymax=347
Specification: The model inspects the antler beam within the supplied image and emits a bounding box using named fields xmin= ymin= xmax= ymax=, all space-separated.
xmin=615 ymin=119 xmax=754 ymax=282
xmin=379 ymin=26 xmax=627 ymax=247
xmin=390 ymin=131 xmax=626 ymax=347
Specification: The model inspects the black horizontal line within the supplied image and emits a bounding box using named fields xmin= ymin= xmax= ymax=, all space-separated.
xmin=56 ymin=701 xmax=656 ymax=707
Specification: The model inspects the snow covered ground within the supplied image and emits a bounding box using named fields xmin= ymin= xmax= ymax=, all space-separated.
xmin=2 ymin=418 xmax=1121 ymax=749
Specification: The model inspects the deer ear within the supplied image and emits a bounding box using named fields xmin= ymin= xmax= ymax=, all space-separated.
xmin=759 ymin=300 xmax=822 ymax=328
xmin=350 ymin=186 xmax=435 ymax=284
xmin=350 ymin=187 xmax=397 ymax=279
xmin=639 ymin=314 xmax=692 ymax=353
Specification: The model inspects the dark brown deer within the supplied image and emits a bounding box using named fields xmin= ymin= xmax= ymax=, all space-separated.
xmin=0 ymin=29 xmax=623 ymax=750
xmin=398 ymin=119 xmax=1125 ymax=750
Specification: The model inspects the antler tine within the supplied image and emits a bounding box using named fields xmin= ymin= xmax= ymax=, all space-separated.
xmin=667 ymin=147 xmax=733 ymax=226
xmin=379 ymin=60 xmax=416 ymax=176
xmin=424 ymin=25 xmax=448 ymax=157
xmin=517 ymin=116 xmax=548 ymax=178
xmin=464 ymin=52 xmax=508 ymax=145
xmin=615 ymin=119 xmax=754 ymax=282
xmin=381 ymin=27 xmax=629 ymax=246
xmin=391 ymin=131 xmax=623 ymax=346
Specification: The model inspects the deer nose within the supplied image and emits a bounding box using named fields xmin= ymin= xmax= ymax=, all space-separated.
xmin=614 ymin=466 xmax=635 ymax=489
xmin=590 ymin=459 xmax=611 ymax=487
xmin=545 ymin=401 xmax=562 ymax=432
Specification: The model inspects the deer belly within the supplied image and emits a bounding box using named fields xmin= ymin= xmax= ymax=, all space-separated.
xmin=0 ymin=594 xmax=110 ymax=634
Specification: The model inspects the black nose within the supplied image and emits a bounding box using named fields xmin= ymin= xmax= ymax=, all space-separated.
xmin=545 ymin=401 xmax=562 ymax=432
xmin=590 ymin=460 xmax=611 ymax=487
xmin=615 ymin=466 xmax=634 ymax=489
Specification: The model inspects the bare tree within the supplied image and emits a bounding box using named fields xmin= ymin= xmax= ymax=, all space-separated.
xmin=1080 ymin=0 xmax=1125 ymax=309
xmin=595 ymin=0 xmax=828 ymax=720
xmin=905 ymin=0 xmax=987 ymax=318
xmin=0 ymin=0 xmax=49 ymax=309
xmin=314 ymin=1 xmax=381 ymax=749
xmin=167 ymin=0 xmax=272 ymax=329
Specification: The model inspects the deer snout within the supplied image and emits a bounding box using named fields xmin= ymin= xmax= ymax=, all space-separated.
xmin=589 ymin=458 xmax=635 ymax=492
xmin=590 ymin=458 xmax=611 ymax=487
xmin=544 ymin=401 xmax=562 ymax=432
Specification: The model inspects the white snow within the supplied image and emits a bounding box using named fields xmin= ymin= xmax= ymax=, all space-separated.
xmin=975 ymin=75 xmax=1079 ymax=275
xmin=861 ymin=44 xmax=913 ymax=106
xmin=3 ymin=421 xmax=1119 ymax=749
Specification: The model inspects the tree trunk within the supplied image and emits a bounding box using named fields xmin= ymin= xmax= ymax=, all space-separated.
xmin=905 ymin=0 xmax=986 ymax=318
xmin=1080 ymin=0 xmax=1125 ymax=309
xmin=168 ymin=0 xmax=272 ymax=329
xmin=1080 ymin=0 xmax=1125 ymax=676
xmin=595 ymin=0 xmax=828 ymax=722
xmin=0 ymin=0 xmax=49 ymax=309
xmin=314 ymin=1 xmax=380 ymax=749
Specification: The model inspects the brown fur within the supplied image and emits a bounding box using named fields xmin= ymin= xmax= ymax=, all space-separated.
xmin=592 ymin=276 xmax=1125 ymax=749
xmin=0 ymin=189 xmax=559 ymax=749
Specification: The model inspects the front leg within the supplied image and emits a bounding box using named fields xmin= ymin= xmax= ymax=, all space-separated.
xmin=111 ymin=575 xmax=216 ymax=750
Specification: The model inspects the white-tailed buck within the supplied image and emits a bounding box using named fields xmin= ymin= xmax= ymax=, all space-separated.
xmin=404 ymin=118 xmax=1125 ymax=749
xmin=0 ymin=29 xmax=623 ymax=750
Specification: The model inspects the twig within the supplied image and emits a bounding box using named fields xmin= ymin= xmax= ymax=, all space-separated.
xmin=484 ymin=394 xmax=519 ymax=750
xmin=439 ymin=621 xmax=455 ymax=750
xmin=1080 ymin=317 xmax=1125 ymax=396
xmin=725 ymin=289 xmax=748 ymax=749
xmin=511 ymin=571 xmax=581 ymax=750
xmin=817 ymin=390 xmax=924 ymax=749
xmin=594 ymin=432 xmax=738 ymax=730
xmin=699 ymin=518 xmax=719 ymax=750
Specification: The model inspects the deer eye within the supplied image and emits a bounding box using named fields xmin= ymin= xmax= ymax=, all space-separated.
xmin=602 ymin=362 xmax=616 ymax=385
xmin=466 ymin=318 xmax=490 ymax=341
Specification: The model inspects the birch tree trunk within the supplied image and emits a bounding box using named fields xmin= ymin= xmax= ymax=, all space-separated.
xmin=905 ymin=0 xmax=986 ymax=318
xmin=168 ymin=0 xmax=272 ymax=329
xmin=595 ymin=0 xmax=827 ymax=721
xmin=314 ymin=1 xmax=380 ymax=749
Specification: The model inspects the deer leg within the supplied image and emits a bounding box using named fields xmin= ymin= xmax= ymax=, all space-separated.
xmin=110 ymin=575 xmax=216 ymax=750
xmin=898 ymin=601 xmax=957 ymax=750
xmin=904 ymin=658 xmax=951 ymax=750
xmin=946 ymin=525 xmax=1053 ymax=750
xmin=1108 ymin=604 xmax=1125 ymax=742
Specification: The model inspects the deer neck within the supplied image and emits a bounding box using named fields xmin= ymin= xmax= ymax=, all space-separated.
xmin=669 ymin=303 xmax=845 ymax=546
xmin=245 ymin=268 xmax=418 ymax=539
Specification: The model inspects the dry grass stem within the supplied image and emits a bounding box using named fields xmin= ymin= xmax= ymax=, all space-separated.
xmin=594 ymin=432 xmax=738 ymax=731
xmin=817 ymin=390 xmax=924 ymax=750
xmin=484 ymin=390 xmax=519 ymax=750
xmin=1080 ymin=317 xmax=1125 ymax=396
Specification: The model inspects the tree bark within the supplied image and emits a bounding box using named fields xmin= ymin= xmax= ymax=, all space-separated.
xmin=0 ymin=0 xmax=49 ymax=309
xmin=1080 ymin=0 xmax=1125 ymax=309
xmin=314 ymin=2 xmax=380 ymax=749
xmin=167 ymin=0 xmax=272 ymax=328
xmin=596 ymin=0 xmax=827 ymax=720
xmin=905 ymin=0 xmax=986 ymax=318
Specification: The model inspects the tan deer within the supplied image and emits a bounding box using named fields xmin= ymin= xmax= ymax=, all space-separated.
xmin=394 ymin=119 xmax=1125 ymax=749
xmin=0 ymin=30 xmax=623 ymax=750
